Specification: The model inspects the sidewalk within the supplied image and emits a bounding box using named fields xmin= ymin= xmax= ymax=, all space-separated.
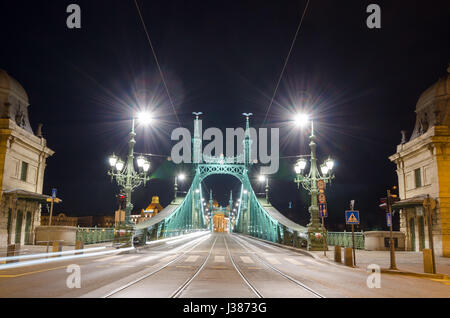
xmin=308 ymin=246 xmax=450 ymax=277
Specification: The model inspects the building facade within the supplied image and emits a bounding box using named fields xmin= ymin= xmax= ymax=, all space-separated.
xmin=389 ymin=67 xmax=450 ymax=257
xmin=0 ymin=69 xmax=54 ymax=247
xmin=130 ymin=196 xmax=164 ymax=225
xmin=40 ymin=213 xmax=78 ymax=227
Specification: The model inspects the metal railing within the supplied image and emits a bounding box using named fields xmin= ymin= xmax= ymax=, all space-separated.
xmin=76 ymin=227 xmax=114 ymax=244
xmin=326 ymin=231 xmax=365 ymax=250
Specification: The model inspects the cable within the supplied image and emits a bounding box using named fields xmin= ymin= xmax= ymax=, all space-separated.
xmin=134 ymin=0 xmax=181 ymax=127
xmin=261 ymin=0 xmax=311 ymax=126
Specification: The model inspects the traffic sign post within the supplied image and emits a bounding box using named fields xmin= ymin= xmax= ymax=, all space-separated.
xmin=318 ymin=202 xmax=328 ymax=256
xmin=387 ymin=190 xmax=397 ymax=270
xmin=46 ymin=188 xmax=57 ymax=254
xmin=346 ymin=207 xmax=359 ymax=266
xmin=386 ymin=213 xmax=392 ymax=227
xmin=423 ymin=195 xmax=437 ymax=274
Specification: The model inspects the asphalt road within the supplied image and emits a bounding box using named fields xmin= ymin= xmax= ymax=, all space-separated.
xmin=0 ymin=233 xmax=448 ymax=298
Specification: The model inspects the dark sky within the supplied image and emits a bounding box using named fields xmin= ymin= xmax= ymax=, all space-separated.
xmin=1 ymin=0 xmax=449 ymax=231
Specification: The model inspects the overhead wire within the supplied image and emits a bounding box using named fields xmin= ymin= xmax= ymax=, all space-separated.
xmin=261 ymin=0 xmax=311 ymax=126
xmin=134 ymin=0 xmax=181 ymax=127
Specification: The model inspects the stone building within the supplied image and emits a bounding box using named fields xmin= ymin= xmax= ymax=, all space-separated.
xmin=389 ymin=66 xmax=450 ymax=257
xmin=130 ymin=196 xmax=164 ymax=225
xmin=40 ymin=213 xmax=78 ymax=227
xmin=0 ymin=69 xmax=54 ymax=247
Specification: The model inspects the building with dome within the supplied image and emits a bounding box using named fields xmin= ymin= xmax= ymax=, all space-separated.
xmin=389 ymin=66 xmax=450 ymax=257
xmin=0 ymin=69 xmax=54 ymax=248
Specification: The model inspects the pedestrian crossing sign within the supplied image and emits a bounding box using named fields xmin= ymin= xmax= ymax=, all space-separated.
xmin=345 ymin=210 xmax=360 ymax=224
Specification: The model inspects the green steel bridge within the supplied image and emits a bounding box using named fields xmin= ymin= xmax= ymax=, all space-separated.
xmin=134 ymin=114 xmax=308 ymax=247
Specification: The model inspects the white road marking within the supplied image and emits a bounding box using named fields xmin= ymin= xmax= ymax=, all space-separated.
xmin=94 ymin=255 xmax=121 ymax=262
xmin=113 ymin=255 xmax=142 ymax=263
xmin=266 ymin=257 xmax=281 ymax=265
xmin=158 ymin=255 xmax=177 ymax=263
xmin=185 ymin=255 xmax=199 ymax=263
xmin=285 ymin=258 xmax=304 ymax=265
xmin=240 ymin=256 xmax=254 ymax=264
xmin=214 ymin=255 xmax=225 ymax=262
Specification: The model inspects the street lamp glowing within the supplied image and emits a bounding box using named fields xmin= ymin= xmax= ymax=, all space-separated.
xmin=142 ymin=161 xmax=150 ymax=172
xmin=294 ymin=158 xmax=307 ymax=174
xmin=243 ymin=190 xmax=248 ymax=194
xmin=109 ymin=154 xmax=118 ymax=167
xmin=258 ymin=175 xmax=266 ymax=183
xmin=294 ymin=113 xmax=310 ymax=127
xmin=320 ymin=164 xmax=329 ymax=175
xmin=115 ymin=159 xmax=124 ymax=171
xmin=195 ymin=189 xmax=200 ymax=193
xmin=137 ymin=112 xmax=153 ymax=125
xmin=136 ymin=156 xmax=145 ymax=168
xmin=178 ymin=173 xmax=185 ymax=181
xmin=325 ymin=157 xmax=334 ymax=170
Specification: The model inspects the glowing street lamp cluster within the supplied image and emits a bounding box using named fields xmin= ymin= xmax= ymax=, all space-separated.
xmin=107 ymin=112 xmax=153 ymax=226
xmin=293 ymin=113 xmax=335 ymax=251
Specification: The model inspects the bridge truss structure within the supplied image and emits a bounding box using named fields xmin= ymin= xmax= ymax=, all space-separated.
xmin=135 ymin=114 xmax=307 ymax=247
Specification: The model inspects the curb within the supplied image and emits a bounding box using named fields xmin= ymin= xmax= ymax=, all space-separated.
xmin=380 ymin=269 xmax=449 ymax=280
xmin=234 ymin=235 xmax=450 ymax=279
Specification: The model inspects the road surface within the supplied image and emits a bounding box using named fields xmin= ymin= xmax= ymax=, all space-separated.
xmin=0 ymin=233 xmax=448 ymax=298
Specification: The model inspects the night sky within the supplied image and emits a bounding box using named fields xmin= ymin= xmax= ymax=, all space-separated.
xmin=1 ymin=1 xmax=449 ymax=231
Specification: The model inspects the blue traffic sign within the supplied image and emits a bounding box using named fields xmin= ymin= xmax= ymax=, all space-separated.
xmin=345 ymin=210 xmax=360 ymax=225
xmin=319 ymin=203 xmax=328 ymax=218
xmin=386 ymin=213 xmax=392 ymax=227
xmin=52 ymin=188 xmax=57 ymax=199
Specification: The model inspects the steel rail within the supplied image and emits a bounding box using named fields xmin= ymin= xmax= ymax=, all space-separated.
xmin=103 ymin=234 xmax=210 ymax=298
xmin=223 ymin=236 xmax=263 ymax=298
xmin=232 ymin=235 xmax=325 ymax=298
xmin=170 ymin=236 xmax=218 ymax=298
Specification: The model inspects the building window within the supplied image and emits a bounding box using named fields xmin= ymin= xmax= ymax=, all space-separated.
xmin=414 ymin=168 xmax=422 ymax=188
xmin=20 ymin=162 xmax=28 ymax=182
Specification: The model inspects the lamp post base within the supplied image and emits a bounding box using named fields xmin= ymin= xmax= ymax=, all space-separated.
xmin=307 ymin=228 xmax=328 ymax=251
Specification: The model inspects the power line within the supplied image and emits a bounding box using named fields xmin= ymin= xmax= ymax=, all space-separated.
xmin=134 ymin=0 xmax=181 ymax=126
xmin=262 ymin=0 xmax=311 ymax=126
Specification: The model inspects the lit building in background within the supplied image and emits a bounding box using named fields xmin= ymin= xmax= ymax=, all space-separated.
xmin=390 ymin=66 xmax=450 ymax=257
xmin=130 ymin=196 xmax=164 ymax=224
xmin=0 ymin=69 xmax=54 ymax=247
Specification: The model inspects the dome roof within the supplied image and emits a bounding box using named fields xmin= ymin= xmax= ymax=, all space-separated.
xmin=410 ymin=66 xmax=450 ymax=140
xmin=415 ymin=66 xmax=450 ymax=112
xmin=0 ymin=69 xmax=29 ymax=105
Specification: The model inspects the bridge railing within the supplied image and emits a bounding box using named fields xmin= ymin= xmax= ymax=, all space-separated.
xmin=326 ymin=231 xmax=365 ymax=249
xmin=76 ymin=227 xmax=115 ymax=244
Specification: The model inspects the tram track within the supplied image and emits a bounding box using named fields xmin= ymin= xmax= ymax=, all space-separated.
xmin=103 ymin=234 xmax=211 ymax=298
xmin=231 ymin=234 xmax=325 ymax=298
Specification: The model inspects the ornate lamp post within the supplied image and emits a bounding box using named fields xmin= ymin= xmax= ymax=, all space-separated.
xmin=293 ymin=113 xmax=335 ymax=251
xmin=107 ymin=112 xmax=152 ymax=227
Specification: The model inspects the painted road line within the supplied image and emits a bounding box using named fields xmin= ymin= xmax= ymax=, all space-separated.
xmin=210 ymin=266 xmax=227 ymax=269
xmin=176 ymin=265 xmax=194 ymax=269
xmin=111 ymin=255 xmax=142 ymax=263
xmin=185 ymin=255 xmax=199 ymax=263
xmin=214 ymin=256 xmax=225 ymax=263
xmin=0 ymin=265 xmax=67 ymax=278
xmin=240 ymin=256 xmax=254 ymax=264
xmin=285 ymin=258 xmax=304 ymax=266
xmin=94 ymin=255 xmax=121 ymax=262
xmin=158 ymin=255 xmax=177 ymax=263
xmin=265 ymin=257 xmax=281 ymax=265
xmin=247 ymin=267 xmax=262 ymax=270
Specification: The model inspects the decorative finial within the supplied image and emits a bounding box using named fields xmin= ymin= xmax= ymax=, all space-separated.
xmin=400 ymin=130 xmax=407 ymax=144
xmin=242 ymin=113 xmax=253 ymax=117
xmin=36 ymin=123 xmax=43 ymax=138
xmin=193 ymin=112 xmax=203 ymax=119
